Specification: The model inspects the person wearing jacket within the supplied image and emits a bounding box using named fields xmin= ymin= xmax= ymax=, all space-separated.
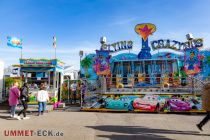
xmin=197 ymin=82 xmax=210 ymax=131
xmin=17 ymin=83 xmax=30 ymax=120
xmin=8 ymin=82 xmax=20 ymax=118
xmin=81 ymin=82 xmax=86 ymax=105
xmin=71 ymin=82 xmax=77 ymax=104
xmin=36 ymin=83 xmax=49 ymax=116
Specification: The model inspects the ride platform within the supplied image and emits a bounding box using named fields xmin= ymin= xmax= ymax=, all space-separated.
xmin=80 ymin=108 xmax=206 ymax=114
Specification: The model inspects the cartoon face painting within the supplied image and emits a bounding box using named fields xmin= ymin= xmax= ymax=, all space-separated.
xmin=184 ymin=48 xmax=201 ymax=75
xmin=187 ymin=51 xmax=196 ymax=70
xmin=96 ymin=50 xmax=110 ymax=75
xmin=98 ymin=55 xmax=107 ymax=71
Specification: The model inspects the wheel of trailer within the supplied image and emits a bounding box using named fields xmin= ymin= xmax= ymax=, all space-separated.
xmin=128 ymin=101 xmax=134 ymax=111
xmin=155 ymin=103 xmax=160 ymax=113
xmin=167 ymin=101 xmax=172 ymax=112
xmin=162 ymin=83 xmax=169 ymax=90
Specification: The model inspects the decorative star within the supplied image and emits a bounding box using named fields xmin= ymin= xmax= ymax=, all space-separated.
xmin=138 ymin=25 xmax=153 ymax=41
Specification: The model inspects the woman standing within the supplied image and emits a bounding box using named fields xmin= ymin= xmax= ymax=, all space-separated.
xmin=36 ymin=83 xmax=49 ymax=116
xmin=17 ymin=83 xmax=30 ymax=120
xmin=197 ymin=82 xmax=210 ymax=131
xmin=8 ymin=82 xmax=20 ymax=119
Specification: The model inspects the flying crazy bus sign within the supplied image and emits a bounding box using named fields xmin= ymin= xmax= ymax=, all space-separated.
xmin=151 ymin=38 xmax=203 ymax=51
xmin=151 ymin=38 xmax=203 ymax=75
xmin=101 ymin=40 xmax=133 ymax=53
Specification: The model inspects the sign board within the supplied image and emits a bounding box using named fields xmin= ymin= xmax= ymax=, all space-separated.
xmin=19 ymin=59 xmax=64 ymax=69
xmin=151 ymin=38 xmax=203 ymax=51
xmin=20 ymin=59 xmax=53 ymax=66
xmin=37 ymin=77 xmax=41 ymax=80
xmin=101 ymin=40 xmax=133 ymax=53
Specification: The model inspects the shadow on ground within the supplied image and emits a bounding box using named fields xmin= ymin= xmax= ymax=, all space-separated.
xmin=0 ymin=115 xmax=20 ymax=120
xmin=86 ymin=125 xmax=210 ymax=140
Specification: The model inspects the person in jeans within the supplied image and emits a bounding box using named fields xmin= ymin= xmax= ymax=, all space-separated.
xmin=71 ymin=81 xmax=77 ymax=104
xmin=8 ymin=82 xmax=20 ymax=119
xmin=36 ymin=83 xmax=49 ymax=116
xmin=17 ymin=83 xmax=30 ymax=120
xmin=197 ymin=82 xmax=210 ymax=131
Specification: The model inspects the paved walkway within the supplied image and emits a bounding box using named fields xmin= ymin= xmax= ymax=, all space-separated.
xmin=0 ymin=111 xmax=209 ymax=140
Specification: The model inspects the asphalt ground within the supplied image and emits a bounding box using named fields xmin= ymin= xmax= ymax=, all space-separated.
xmin=0 ymin=109 xmax=210 ymax=140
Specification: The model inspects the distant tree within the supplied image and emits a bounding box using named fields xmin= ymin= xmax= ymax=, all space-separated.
xmin=5 ymin=77 xmax=14 ymax=88
xmin=5 ymin=77 xmax=22 ymax=88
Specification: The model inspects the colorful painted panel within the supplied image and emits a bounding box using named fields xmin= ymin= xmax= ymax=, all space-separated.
xmin=82 ymin=94 xmax=204 ymax=112
xmin=96 ymin=50 xmax=110 ymax=75
xmin=184 ymin=48 xmax=200 ymax=75
xmin=80 ymin=54 xmax=98 ymax=80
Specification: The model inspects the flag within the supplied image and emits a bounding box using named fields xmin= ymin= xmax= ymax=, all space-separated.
xmin=53 ymin=36 xmax=56 ymax=48
xmin=7 ymin=36 xmax=22 ymax=49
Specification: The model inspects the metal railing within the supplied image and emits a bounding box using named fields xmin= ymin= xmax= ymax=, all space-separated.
xmin=81 ymin=76 xmax=210 ymax=109
xmin=95 ymin=75 xmax=210 ymax=94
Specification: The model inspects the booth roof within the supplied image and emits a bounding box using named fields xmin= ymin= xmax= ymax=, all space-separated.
xmin=19 ymin=65 xmax=55 ymax=68
xmin=19 ymin=58 xmax=65 ymax=64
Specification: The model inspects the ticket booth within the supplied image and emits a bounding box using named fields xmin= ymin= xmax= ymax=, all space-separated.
xmin=18 ymin=58 xmax=64 ymax=102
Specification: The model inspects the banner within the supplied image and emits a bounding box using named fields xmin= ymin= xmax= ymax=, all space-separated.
xmin=96 ymin=50 xmax=110 ymax=75
xmin=7 ymin=36 xmax=22 ymax=49
xmin=36 ymin=72 xmax=44 ymax=78
xmin=184 ymin=48 xmax=200 ymax=75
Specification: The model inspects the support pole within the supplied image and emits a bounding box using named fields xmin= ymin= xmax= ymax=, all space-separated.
xmin=48 ymin=71 xmax=51 ymax=88
xmin=55 ymin=47 xmax=56 ymax=59
xmin=21 ymin=48 xmax=23 ymax=59
xmin=67 ymin=77 xmax=70 ymax=103
xmin=53 ymin=70 xmax=56 ymax=89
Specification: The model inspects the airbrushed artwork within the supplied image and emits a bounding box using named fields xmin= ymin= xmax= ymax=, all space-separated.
xmin=95 ymin=50 xmax=110 ymax=75
xmin=184 ymin=48 xmax=201 ymax=75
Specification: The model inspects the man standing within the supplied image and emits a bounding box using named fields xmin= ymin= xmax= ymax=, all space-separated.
xmin=71 ymin=81 xmax=77 ymax=104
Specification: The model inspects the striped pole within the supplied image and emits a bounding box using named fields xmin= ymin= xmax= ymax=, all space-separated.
xmin=53 ymin=36 xmax=56 ymax=59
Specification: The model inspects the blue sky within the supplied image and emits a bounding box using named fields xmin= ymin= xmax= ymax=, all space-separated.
xmin=0 ymin=0 xmax=210 ymax=69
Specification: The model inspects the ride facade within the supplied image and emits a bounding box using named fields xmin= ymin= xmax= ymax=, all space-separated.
xmin=80 ymin=23 xmax=210 ymax=113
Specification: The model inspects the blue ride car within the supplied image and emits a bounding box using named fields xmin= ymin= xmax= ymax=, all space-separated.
xmin=105 ymin=96 xmax=138 ymax=111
